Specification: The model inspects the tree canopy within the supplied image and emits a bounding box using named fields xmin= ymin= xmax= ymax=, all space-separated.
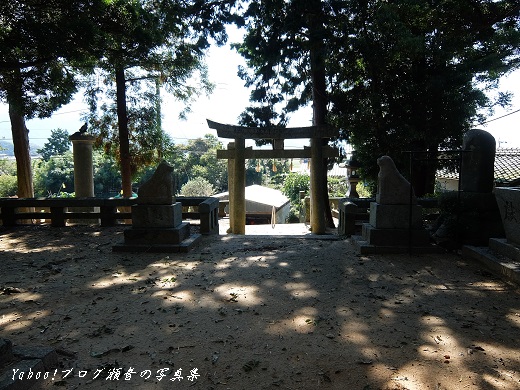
xmin=235 ymin=0 xmax=520 ymax=196
xmin=0 ymin=0 xmax=104 ymax=197
xmin=1 ymin=0 xmax=240 ymax=199
xmin=37 ymin=129 xmax=71 ymax=161
xmin=84 ymin=0 xmax=239 ymax=197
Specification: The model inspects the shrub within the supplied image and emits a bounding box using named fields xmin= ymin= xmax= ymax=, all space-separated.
xmin=0 ymin=175 xmax=18 ymax=197
xmin=179 ymin=177 xmax=215 ymax=197
xmin=282 ymin=172 xmax=310 ymax=206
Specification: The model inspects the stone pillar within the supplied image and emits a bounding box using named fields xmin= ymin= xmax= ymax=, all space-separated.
xmin=454 ymin=128 xmax=503 ymax=246
xmin=69 ymin=132 xmax=96 ymax=198
xmin=231 ymin=139 xmax=246 ymax=234
xmin=460 ymin=129 xmax=496 ymax=193
xmin=69 ymin=132 xmax=96 ymax=224
xmin=310 ymin=137 xmax=326 ymax=234
xmin=227 ymin=142 xmax=235 ymax=232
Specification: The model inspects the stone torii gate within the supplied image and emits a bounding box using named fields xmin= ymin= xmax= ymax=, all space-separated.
xmin=207 ymin=119 xmax=338 ymax=234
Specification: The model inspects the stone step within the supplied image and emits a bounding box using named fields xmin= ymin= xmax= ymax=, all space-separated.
xmin=462 ymin=245 xmax=520 ymax=285
xmin=0 ymin=340 xmax=60 ymax=390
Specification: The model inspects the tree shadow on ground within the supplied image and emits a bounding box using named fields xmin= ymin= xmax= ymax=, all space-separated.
xmin=0 ymin=226 xmax=519 ymax=389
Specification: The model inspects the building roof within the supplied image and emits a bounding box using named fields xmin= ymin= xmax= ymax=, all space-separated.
xmin=213 ymin=185 xmax=290 ymax=209
xmin=437 ymin=148 xmax=520 ymax=186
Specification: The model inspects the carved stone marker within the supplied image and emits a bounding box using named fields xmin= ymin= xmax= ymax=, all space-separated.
xmin=137 ymin=161 xmax=175 ymax=205
xmin=352 ymin=156 xmax=437 ymax=254
xmin=113 ymin=162 xmax=200 ymax=253
xmin=376 ymin=156 xmax=417 ymax=205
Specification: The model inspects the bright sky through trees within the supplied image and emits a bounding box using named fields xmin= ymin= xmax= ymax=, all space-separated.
xmin=0 ymin=26 xmax=519 ymax=150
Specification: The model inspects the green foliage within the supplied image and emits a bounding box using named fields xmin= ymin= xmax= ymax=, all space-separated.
xmin=0 ymin=159 xmax=17 ymax=176
xmin=37 ymin=128 xmax=71 ymax=161
xmin=93 ymin=152 xmax=122 ymax=197
xmin=167 ymin=135 xmax=228 ymax=193
xmin=327 ymin=177 xmax=348 ymax=198
xmin=356 ymin=182 xmax=375 ymax=199
xmin=179 ymin=177 xmax=215 ymax=197
xmin=33 ymin=152 xmax=75 ymax=196
xmin=282 ymin=173 xmax=310 ymax=206
xmin=235 ymin=0 xmax=520 ymax=196
xmin=0 ymin=175 xmax=18 ymax=197
xmin=32 ymin=150 xmax=122 ymax=197
xmin=83 ymin=0 xmax=238 ymax=194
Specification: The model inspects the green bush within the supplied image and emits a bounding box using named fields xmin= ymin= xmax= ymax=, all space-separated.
xmin=0 ymin=175 xmax=18 ymax=197
xmin=282 ymin=172 xmax=310 ymax=206
xmin=328 ymin=177 xmax=348 ymax=197
xmin=179 ymin=177 xmax=215 ymax=197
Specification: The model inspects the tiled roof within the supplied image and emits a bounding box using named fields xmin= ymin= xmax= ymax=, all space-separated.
xmin=437 ymin=148 xmax=520 ymax=186
xmin=495 ymin=149 xmax=520 ymax=185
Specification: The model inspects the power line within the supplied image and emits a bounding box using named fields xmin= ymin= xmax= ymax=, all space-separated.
xmin=0 ymin=108 xmax=86 ymax=124
xmin=479 ymin=108 xmax=520 ymax=125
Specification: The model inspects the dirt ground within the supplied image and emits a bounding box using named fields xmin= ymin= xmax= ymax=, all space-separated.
xmin=1 ymin=224 xmax=519 ymax=390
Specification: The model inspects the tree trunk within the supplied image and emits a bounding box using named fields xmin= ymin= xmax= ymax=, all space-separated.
xmin=409 ymin=141 xmax=438 ymax=197
xmin=115 ymin=67 xmax=133 ymax=198
xmin=308 ymin=0 xmax=334 ymax=231
xmin=9 ymin=103 xmax=34 ymax=199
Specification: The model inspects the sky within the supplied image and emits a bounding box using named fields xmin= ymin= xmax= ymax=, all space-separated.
xmin=0 ymin=27 xmax=519 ymax=151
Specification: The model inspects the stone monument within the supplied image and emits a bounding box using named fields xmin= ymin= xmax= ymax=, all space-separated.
xmin=434 ymin=129 xmax=503 ymax=247
xmin=352 ymin=156 xmax=436 ymax=254
xmin=113 ymin=161 xmax=201 ymax=252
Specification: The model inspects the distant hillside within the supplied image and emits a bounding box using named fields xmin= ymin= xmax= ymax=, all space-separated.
xmin=0 ymin=141 xmax=14 ymax=156
xmin=0 ymin=140 xmax=41 ymax=157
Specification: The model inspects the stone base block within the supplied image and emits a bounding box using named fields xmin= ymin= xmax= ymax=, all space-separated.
xmin=489 ymin=238 xmax=520 ymax=262
xmin=0 ymin=359 xmax=45 ymax=390
xmin=462 ymin=245 xmax=520 ymax=285
xmin=338 ymin=201 xmax=359 ymax=236
xmin=369 ymin=203 xmax=423 ymax=229
xmin=12 ymin=346 xmax=58 ymax=370
xmin=123 ymin=222 xmax=190 ymax=245
xmin=361 ymin=223 xmax=430 ymax=246
xmin=132 ymin=202 xmax=182 ymax=228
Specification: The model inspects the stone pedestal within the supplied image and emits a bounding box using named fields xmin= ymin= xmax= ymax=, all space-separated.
xmin=351 ymin=155 xmax=441 ymax=254
xmin=113 ymin=202 xmax=200 ymax=253
xmin=113 ymin=162 xmax=200 ymax=253
xmin=352 ymin=202 xmax=438 ymax=254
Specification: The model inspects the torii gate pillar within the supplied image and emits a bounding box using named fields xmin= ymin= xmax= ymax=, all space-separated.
xmin=229 ymin=139 xmax=246 ymax=234
xmin=310 ymin=137 xmax=326 ymax=234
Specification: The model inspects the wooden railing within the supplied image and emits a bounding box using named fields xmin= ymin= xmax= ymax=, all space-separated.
xmin=0 ymin=196 xmax=220 ymax=235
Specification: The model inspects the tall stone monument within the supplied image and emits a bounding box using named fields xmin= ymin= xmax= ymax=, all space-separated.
xmin=113 ymin=162 xmax=200 ymax=252
xmin=69 ymin=125 xmax=97 ymax=224
xmin=435 ymin=129 xmax=503 ymax=247
xmin=352 ymin=156 xmax=436 ymax=254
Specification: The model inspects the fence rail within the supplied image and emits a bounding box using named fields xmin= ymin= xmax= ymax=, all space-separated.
xmin=0 ymin=196 xmax=220 ymax=234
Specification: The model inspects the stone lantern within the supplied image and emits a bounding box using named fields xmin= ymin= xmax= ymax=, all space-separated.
xmin=345 ymin=151 xmax=361 ymax=198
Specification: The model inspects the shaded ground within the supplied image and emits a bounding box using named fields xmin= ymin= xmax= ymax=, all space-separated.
xmin=0 ymin=225 xmax=519 ymax=390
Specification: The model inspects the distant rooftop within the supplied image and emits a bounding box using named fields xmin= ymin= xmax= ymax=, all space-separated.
xmin=437 ymin=148 xmax=520 ymax=186
xmin=213 ymin=184 xmax=290 ymax=209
